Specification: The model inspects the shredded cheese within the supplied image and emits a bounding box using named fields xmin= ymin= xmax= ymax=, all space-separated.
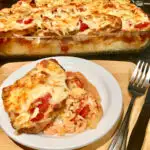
xmin=0 ymin=0 xmax=149 ymax=36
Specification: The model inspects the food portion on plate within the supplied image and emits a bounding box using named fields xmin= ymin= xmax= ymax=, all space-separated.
xmin=2 ymin=59 xmax=103 ymax=135
xmin=2 ymin=59 xmax=69 ymax=134
xmin=0 ymin=0 xmax=149 ymax=56
xmin=0 ymin=56 xmax=123 ymax=149
xmin=44 ymin=71 xmax=102 ymax=135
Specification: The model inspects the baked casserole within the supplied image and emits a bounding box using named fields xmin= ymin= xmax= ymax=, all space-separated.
xmin=0 ymin=0 xmax=149 ymax=56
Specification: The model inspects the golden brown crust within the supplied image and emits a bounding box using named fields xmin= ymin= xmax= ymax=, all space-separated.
xmin=84 ymin=13 xmax=122 ymax=33
xmin=2 ymin=86 xmax=11 ymax=112
xmin=17 ymin=120 xmax=50 ymax=134
xmin=2 ymin=59 xmax=68 ymax=134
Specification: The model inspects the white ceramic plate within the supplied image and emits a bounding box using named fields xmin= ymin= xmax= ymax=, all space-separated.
xmin=0 ymin=56 xmax=122 ymax=150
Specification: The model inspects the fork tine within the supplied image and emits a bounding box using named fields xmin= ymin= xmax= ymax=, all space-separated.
xmin=133 ymin=61 xmax=145 ymax=86
xmin=142 ymin=65 xmax=150 ymax=88
xmin=137 ymin=63 xmax=149 ymax=87
xmin=130 ymin=61 xmax=141 ymax=84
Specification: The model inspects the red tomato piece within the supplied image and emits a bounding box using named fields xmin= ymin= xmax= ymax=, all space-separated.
xmin=16 ymin=19 xmax=23 ymax=24
xmin=76 ymin=108 xmax=81 ymax=114
xmin=74 ymin=78 xmax=84 ymax=88
xmin=79 ymin=20 xmax=89 ymax=32
xmin=31 ymin=113 xmax=44 ymax=122
xmin=0 ymin=38 xmax=8 ymax=44
xmin=0 ymin=39 xmax=4 ymax=44
xmin=16 ymin=18 xmax=33 ymax=24
xmin=24 ymin=18 xmax=33 ymax=24
xmin=29 ymin=107 xmax=35 ymax=114
xmin=79 ymin=105 xmax=90 ymax=118
xmin=43 ymin=93 xmax=52 ymax=101
xmin=60 ymin=43 xmax=69 ymax=52
xmin=30 ymin=93 xmax=51 ymax=114
xmin=134 ymin=22 xmax=150 ymax=29
xmin=30 ymin=93 xmax=51 ymax=122
xmin=38 ymin=93 xmax=51 ymax=112
xmin=38 ymin=101 xmax=49 ymax=113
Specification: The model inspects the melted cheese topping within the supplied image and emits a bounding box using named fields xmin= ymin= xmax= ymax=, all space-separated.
xmin=28 ymin=84 xmax=68 ymax=105
xmin=31 ymin=107 xmax=39 ymax=119
xmin=69 ymin=88 xmax=86 ymax=98
xmin=0 ymin=0 xmax=149 ymax=36
xmin=2 ymin=59 xmax=68 ymax=129
xmin=102 ymin=1 xmax=150 ymax=30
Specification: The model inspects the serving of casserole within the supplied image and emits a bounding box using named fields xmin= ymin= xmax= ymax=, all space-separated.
xmin=0 ymin=0 xmax=149 ymax=56
xmin=0 ymin=56 xmax=123 ymax=149
xmin=2 ymin=59 xmax=103 ymax=135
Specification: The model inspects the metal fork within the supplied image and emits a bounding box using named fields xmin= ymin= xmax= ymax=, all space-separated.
xmin=108 ymin=61 xmax=150 ymax=150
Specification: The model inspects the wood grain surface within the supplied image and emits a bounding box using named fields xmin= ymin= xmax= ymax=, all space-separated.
xmin=0 ymin=60 xmax=150 ymax=150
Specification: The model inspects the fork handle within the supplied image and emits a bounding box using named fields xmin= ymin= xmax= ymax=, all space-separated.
xmin=108 ymin=95 xmax=136 ymax=150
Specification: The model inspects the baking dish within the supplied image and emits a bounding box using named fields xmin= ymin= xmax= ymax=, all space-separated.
xmin=0 ymin=31 xmax=149 ymax=57
xmin=0 ymin=0 xmax=150 ymax=57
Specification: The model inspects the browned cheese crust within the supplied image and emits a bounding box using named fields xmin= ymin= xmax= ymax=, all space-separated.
xmin=2 ymin=59 xmax=68 ymax=134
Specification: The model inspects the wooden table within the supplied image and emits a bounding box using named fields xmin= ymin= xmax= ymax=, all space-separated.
xmin=0 ymin=60 xmax=150 ymax=150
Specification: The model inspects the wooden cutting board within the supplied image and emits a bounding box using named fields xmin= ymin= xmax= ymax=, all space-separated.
xmin=0 ymin=60 xmax=150 ymax=150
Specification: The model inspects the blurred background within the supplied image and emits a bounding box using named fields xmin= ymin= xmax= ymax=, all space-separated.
xmin=0 ymin=0 xmax=16 ymax=8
